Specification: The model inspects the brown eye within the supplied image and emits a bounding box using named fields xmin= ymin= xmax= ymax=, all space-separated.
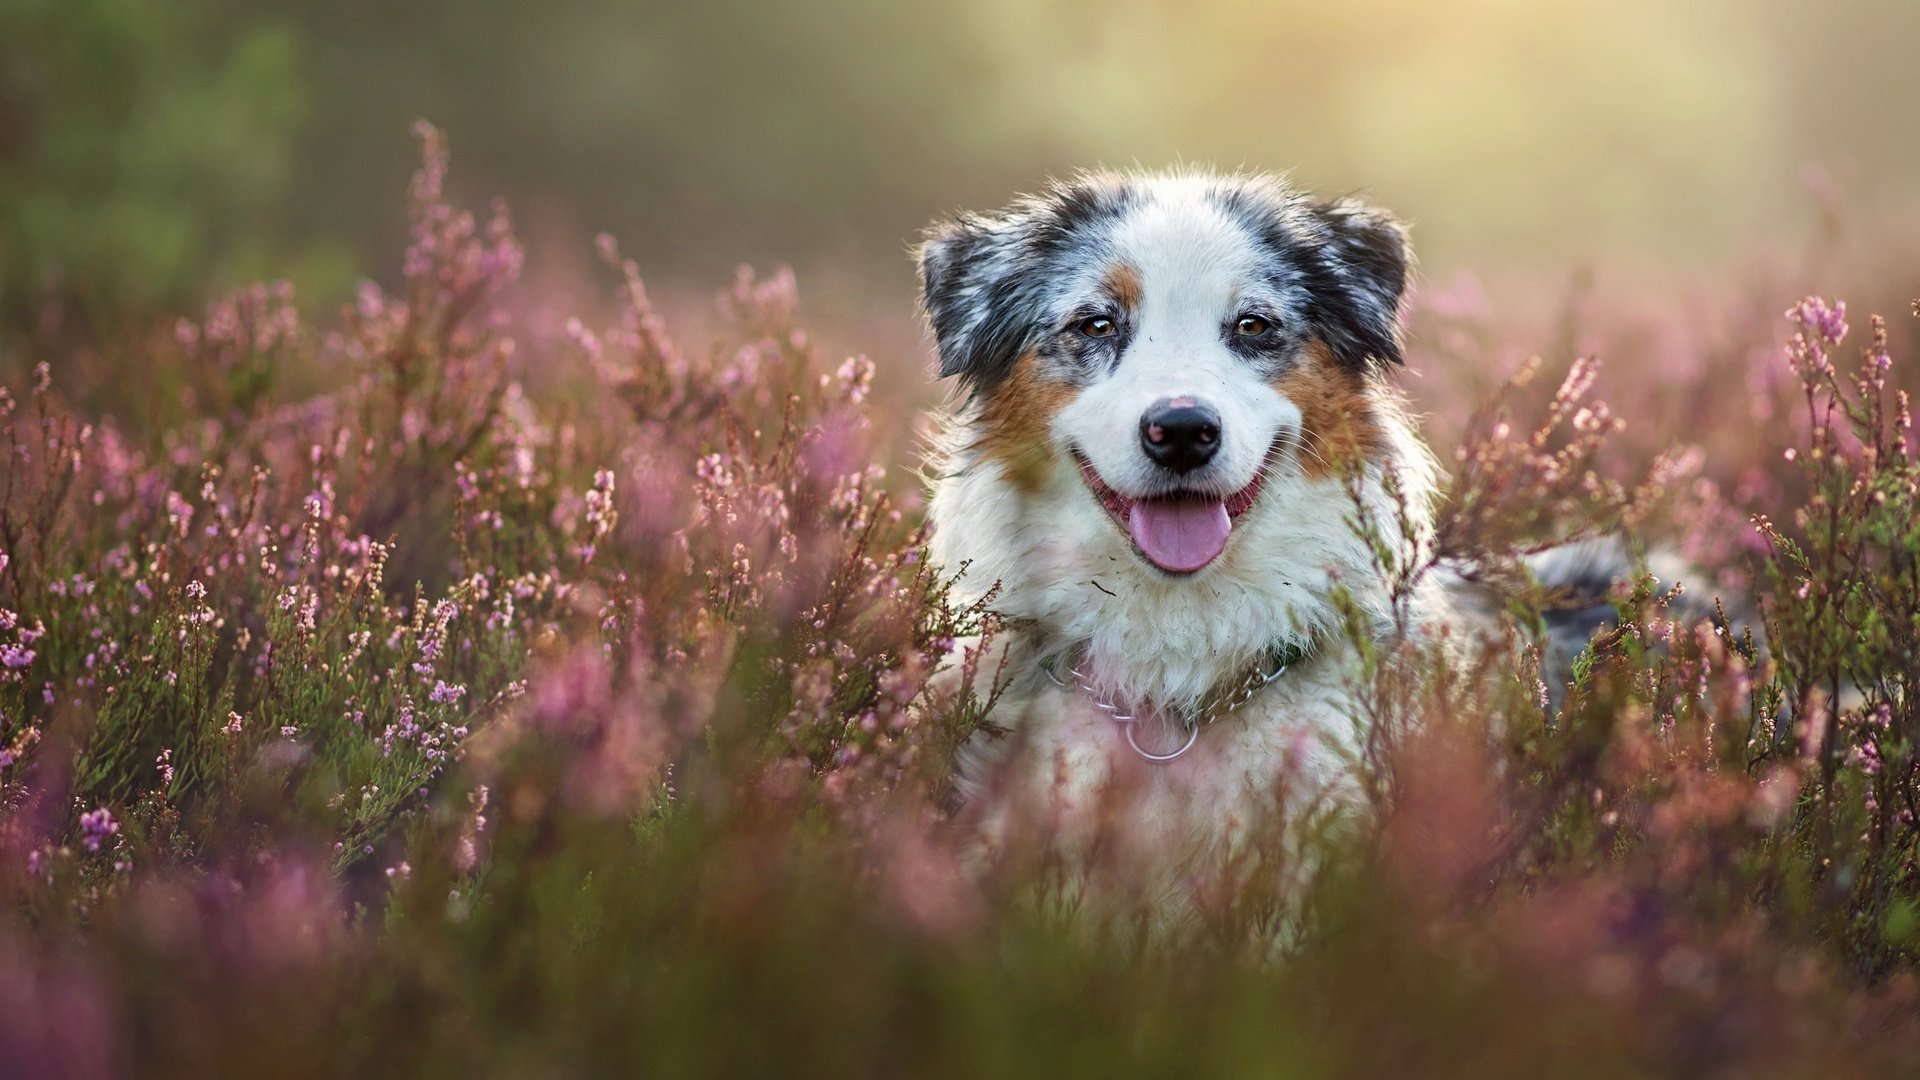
xmin=1077 ymin=316 xmax=1117 ymax=339
xmin=1235 ymin=315 xmax=1271 ymax=337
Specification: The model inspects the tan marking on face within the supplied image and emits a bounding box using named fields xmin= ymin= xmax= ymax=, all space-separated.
xmin=1102 ymin=263 xmax=1143 ymax=314
xmin=971 ymin=351 xmax=1078 ymax=493
xmin=1274 ymin=340 xmax=1385 ymax=478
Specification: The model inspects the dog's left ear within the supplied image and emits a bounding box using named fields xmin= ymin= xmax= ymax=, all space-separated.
xmin=1306 ymin=197 xmax=1413 ymax=368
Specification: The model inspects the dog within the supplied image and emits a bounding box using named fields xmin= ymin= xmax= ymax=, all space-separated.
xmin=915 ymin=170 xmax=1642 ymax=907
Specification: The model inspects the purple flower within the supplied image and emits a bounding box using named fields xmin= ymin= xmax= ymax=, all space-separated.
xmin=79 ymin=808 xmax=118 ymax=852
xmin=1787 ymin=296 xmax=1848 ymax=345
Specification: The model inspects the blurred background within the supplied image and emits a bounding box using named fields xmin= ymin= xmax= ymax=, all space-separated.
xmin=3 ymin=0 xmax=1918 ymax=378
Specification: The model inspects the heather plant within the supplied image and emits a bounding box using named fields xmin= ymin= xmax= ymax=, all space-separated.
xmin=3 ymin=128 xmax=1920 ymax=1077
xmin=1749 ymin=299 xmax=1920 ymax=975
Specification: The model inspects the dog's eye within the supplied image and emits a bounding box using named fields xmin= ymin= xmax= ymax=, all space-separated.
xmin=1234 ymin=315 xmax=1272 ymax=337
xmin=1076 ymin=316 xmax=1117 ymax=339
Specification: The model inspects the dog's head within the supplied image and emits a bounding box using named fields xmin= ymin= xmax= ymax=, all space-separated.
xmin=919 ymin=171 xmax=1412 ymax=576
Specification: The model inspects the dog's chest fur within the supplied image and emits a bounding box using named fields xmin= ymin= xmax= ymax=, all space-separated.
xmin=952 ymin=638 xmax=1376 ymax=866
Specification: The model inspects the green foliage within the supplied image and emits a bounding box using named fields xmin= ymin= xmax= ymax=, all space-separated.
xmin=0 ymin=0 xmax=323 ymax=336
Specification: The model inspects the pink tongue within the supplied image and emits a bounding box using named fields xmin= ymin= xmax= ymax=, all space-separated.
xmin=1127 ymin=498 xmax=1231 ymax=573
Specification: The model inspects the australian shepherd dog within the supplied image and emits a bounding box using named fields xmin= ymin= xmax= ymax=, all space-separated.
xmin=916 ymin=171 xmax=1626 ymax=907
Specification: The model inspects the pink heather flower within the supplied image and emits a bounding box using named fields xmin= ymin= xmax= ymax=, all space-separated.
xmin=1787 ymin=297 xmax=1847 ymax=345
xmin=455 ymin=785 xmax=490 ymax=873
xmin=577 ymin=468 xmax=618 ymax=563
xmin=79 ymin=808 xmax=119 ymax=852
xmin=454 ymin=462 xmax=480 ymax=502
xmin=1847 ymin=740 xmax=1883 ymax=776
xmin=0 ymin=644 xmax=32 ymax=668
xmin=563 ymin=317 xmax=603 ymax=363
xmin=1784 ymin=297 xmax=1847 ymax=378
xmin=429 ymin=680 xmax=467 ymax=705
xmin=415 ymin=599 xmax=460 ymax=672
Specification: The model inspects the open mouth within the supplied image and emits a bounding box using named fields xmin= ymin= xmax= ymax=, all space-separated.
xmin=1075 ymin=452 xmax=1267 ymax=574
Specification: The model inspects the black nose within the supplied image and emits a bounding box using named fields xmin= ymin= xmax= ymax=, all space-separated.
xmin=1139 ymin=398 xmax=1221 ymax=474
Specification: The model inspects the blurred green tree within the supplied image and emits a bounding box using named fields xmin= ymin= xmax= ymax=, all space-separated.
xmin=0 ymin=0 xmax=342 ymax=343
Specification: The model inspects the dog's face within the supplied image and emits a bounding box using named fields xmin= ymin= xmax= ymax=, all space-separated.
xmin=920 ymin=172 xmax=1410 ymax=576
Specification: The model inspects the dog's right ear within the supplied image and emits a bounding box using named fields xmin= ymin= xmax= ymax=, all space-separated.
xmin=1303 ymin=197 xmax=1413 ymax=369
xmin=916 ymin=213 xmax=1030 ymax=391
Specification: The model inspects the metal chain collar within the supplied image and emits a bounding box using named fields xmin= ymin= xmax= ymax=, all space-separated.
xmin=1038 ymin=639 xmax=1311 ymax=762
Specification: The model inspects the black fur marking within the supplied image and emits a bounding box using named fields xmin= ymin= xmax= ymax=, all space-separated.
xmin=917 ymin=177 xmax=1135 ymax=395
xmin=917 ymin=214 xmax=1016 ymax=383
xmin=1299 ymin=198 xmax=1412 ymax=369
xmin=1216 ymin=183 xmax=1411 ymax=372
